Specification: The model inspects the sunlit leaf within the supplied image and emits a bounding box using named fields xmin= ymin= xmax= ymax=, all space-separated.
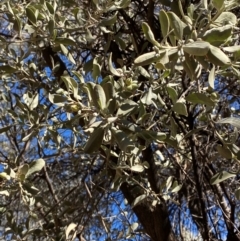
xmin=217 ymin=117 xmax=240 ymax=128
xmin=210 ymin=171 xmax=236 ymax=185
xmin=183 ymin=41 xmax=210 ymax=56
xmin=65 ymin=223 xmax=77 ymax=239
xmin=26 ymin=159 xmax=45 ymax=178
xmin=159 ymin=10 xmax=169 ymax=39
xmin=131 ymin=194 xmax=147 ymax=208
xmin=208 ymin=65 xmax=215 ymax=89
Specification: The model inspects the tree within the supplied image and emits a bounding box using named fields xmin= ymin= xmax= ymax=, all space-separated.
xmin=0 ymin=0 xmax=240 ymax=240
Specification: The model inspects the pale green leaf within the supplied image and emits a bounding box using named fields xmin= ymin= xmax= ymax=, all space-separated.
xmin=210 ymin=171 xmax=236 ymax=185
xmin=172 ymin=102 xmax=188 ymax=116
xmin=48 ymin=93 xmax=68 ymax=106
xmin=26 ymin=159 xmax=45 ymax=178
xmin=217 ymin=117 xmax=240 ymax=128
xmin=142 ymin=22 xmax=159 ymax=46
xmin=168 ymin=12 xmax=186 ymax=40
xmin=202 ymin=25 xmax=232 ymax=46
xmin=208 ymin=65 xmax=215 ymax=89
xmin=99 ymin=12 xmax=117 ymax=26
xmin=216 ymin=145 xmax=233 ymax=159
xmin=166 ymin=86 xmax=178 ymax=103
xmin=186 ymin=93 xmax=215 ymax=106
xmin=65 ymin=223 xmax=77 ymax=239
xmin=131 ymin=194 xmax=147 ymax=208
xmin=94 ymin=84 xmax=106 ymax=110
xmin=130 ymin=164 xmax=144 ymax=173
xmin=159 ymin=10 xmax=169 ymax=39
xmin=183 ymin=41 xmax=210 ymax=56
xmin=0 ymin=190 xmax=9 ymax=196
xmin=60 ymin=44 xmax=76 ymax=65
xmin=117 ymin=100 xmax=138 ymax=116
xmin=212 ymin=0 xmax=224 ymax=11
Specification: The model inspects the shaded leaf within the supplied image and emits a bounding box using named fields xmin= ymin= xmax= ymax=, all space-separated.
xmin=172 ymin=102 xmax=187 ymax=116
xmin=166 ymin=86 xmax=178 ymax=103
xmin=0 ymin=126 xmax=11 ymax=134
xmin=186 ymin=93 xmax=214 ymax=106
xmin=117 ymin=100 xmax=138 ymax=116
xmin=84 ymin=126 xmax=105 ymax=154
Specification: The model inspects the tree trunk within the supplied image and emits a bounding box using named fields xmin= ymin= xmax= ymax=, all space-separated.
xmin=121 ymin=183 xmax=176 ymax=241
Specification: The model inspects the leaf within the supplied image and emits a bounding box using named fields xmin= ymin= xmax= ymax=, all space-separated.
xmin=131 ymin=194 xmax=147 ymax=208
xmin=183 ymin=41 xmax=210 ymax=56
xmin=65 ymin=223 xmax=77 ymax=239
xmin=117 ymin=100 xmax=138 ymax=116
xmin=142 ymin=22 xmax=159 ymax=46
xmin=212 ymin=0 xmax=224 ymax=11
xmin=223 ymin=46 xmax=240 ymax=53
xmin=172 ymin=102 xmax=188 ymax=116
xmin=108 ymin=53 xmax=123 ymax=76
xmin=171 ymin=181 xmax=182 ymax=193
xmin=208 ymin=65 xmax=215 ymax=89
xmin=217 ymin=117 xmax=240 ymax=129
xmin=112 ymin=129 xmax=134 ymax=151
xmin=130 ymin=164 xmax=144 ymax=173
xmin=134 ymin=51 xmax=158 ymax=66
xmin=131 ymin=222 xmax=138 ymax=231
xmin=48 ymin=19 xmax=55 ymax=37
xmin=0 ymin=190 xmax=9 ymax=196
xmin=141 ymin=87 xmax=157 ymax=105
xmin=0 ymin=126 xmax=11 ymax=134
xmin=0 ymin=65 xmax=18 ymax=74
xmin=235 ymin=188 xmax=240 ymax=200
xmin=210 ymin=171 xmax=236 ymax=185
xmin=93 ymin=84 xmax=106 ymax=111
xmin=0 ymin=172 xmax=10 ymax=180
xmin=202 ymin=25 xmax=232 ymax=46
xmin=168 ymin=12 xmax=186 ymax=40
xmin=26 ymin=7 xmax=37 ymax=25
xmin=216 ymin=145 xmax=233 ymax=159
xmin=138 ymin=130 xmax=166 ymax=143
xmin=48 ymin=93 xmax=68 ymax=106
xmin=159 ymin=10 xmax=169 ymax=39
xmin=186 ymin=93 xmax=215 ymax=106
xmin=55 ymin=37 xmax=76 ymax=46
xmin=26 ymin=159 xmax=45 ymax=178
xmin=213 ymin=12 xmax=237 ymax=26
xmin=46 ymin=2 xmax=54 ymax=14
xmin=99 ymin=12 xmax=117 ymax=26
xmin=61 ymin=76 xmax=79 ymax=99
xmin=60 ymin=44 xmax=76 ymax=65
xmin=18 ymin=164 xmax=29 ymax=176
xmin=84 ymin=126 xmax=105 ymax=154
xmin=166 ymin=86 xmax=178 ymax=103
xmin=92 ymin=57 xmax=101 ymax=80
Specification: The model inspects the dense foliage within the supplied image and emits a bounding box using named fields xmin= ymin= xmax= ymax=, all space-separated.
xmin=1 ymin=0 xmax=240 ymax=240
